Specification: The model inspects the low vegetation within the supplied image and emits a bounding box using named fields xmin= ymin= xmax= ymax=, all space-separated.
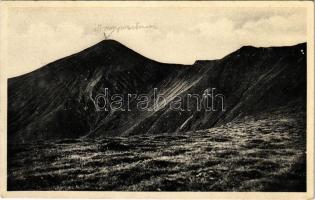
xmin=8 ymin=112 xmax=306 ymax=191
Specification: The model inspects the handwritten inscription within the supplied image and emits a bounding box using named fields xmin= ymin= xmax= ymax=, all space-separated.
xmin=94 ymin=23 xmax=158 ymax=39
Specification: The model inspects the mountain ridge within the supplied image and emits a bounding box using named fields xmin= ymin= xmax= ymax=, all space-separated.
xmin=10 ymin=40 xmax=306 ymax=79
xmin=8 ymin=40 xmax=306 ymax=143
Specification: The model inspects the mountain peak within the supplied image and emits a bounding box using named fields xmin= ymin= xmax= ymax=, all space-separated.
xmin=75 ymin=39 xmax=145 ymax=63
xmin=98 ymin=39 xmax=126 ymax=47
xmin=89 ymin=39 xmax=131 ymax=52
xmin=238 ymin=45 xmax=258 ymax=53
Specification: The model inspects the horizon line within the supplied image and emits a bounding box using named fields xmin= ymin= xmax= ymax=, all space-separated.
xmin=8 ymin=39 xmax=307 ymax=79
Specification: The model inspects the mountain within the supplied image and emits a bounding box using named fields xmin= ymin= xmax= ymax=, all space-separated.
xmin=8 ymin=40 xmax=306 ymax=143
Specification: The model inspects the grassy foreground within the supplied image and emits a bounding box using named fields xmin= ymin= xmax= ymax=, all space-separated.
xmin=8 ymin=112 xmax=306 ymax=191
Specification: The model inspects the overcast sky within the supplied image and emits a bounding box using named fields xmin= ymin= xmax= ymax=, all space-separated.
xmin=5 ymin=3 xmax=307 ymax=77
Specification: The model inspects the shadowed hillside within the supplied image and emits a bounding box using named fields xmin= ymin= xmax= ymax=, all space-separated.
xmin=8 ymin=40 xmax=187 ymax=142
xmin=8 ymin=40 xmax=306 ymax=143
xmin=7 ymin=40 xmax=306 ymax=191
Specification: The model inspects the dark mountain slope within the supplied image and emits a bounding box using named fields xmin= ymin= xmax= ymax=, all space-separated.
xmin=94 ymin=43 xmax=305 ymax=137
xmin=8 ymin=41 xmax=306 ymax=143
xmin=8 ymin=40 xmax=187 ymax=143
xmin=140 ymin=43 xmax=306 ymax=135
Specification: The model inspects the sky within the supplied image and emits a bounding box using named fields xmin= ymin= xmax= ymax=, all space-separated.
xmin=4 ymin=3 xmax=307 ymax=77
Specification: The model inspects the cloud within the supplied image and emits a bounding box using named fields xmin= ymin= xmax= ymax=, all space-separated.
xmin=6 ymin=6 xmax=307 ymax=77
xmin=8 ymin=22 xmax=102 ymax=76
xmin=187 ymin=13 xmax=306 ymax=50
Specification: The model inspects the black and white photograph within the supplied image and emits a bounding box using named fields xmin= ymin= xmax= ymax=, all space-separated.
xmin=0 ymin=1 xmax=314 ymax=198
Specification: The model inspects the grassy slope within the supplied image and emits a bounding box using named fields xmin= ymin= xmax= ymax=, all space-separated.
xmin=8 ymin=110 xmax=306 ymax=191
